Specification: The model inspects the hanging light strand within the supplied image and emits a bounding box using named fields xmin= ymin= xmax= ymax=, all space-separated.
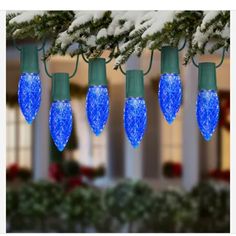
xmin=192 ymin=47 xmax=226 ymax=141
xmin=43 ymin=43 xmax=80 ymax=151
xmin=158 ymin=39 xmax=186 ymax=125
xmin=14 ymin=39 xmax=45 ymax=124
xmin=118 ymin=47 xmax=154 ymax=148
xmin=81 ymin=48 xmax=114 ymax=136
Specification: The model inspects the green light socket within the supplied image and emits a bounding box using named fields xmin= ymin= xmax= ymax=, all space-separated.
xmin=198 ymin=62 xmax=217 ymax=90
xmin=20 ymin=44 xmax=39 ymax=73
xmin=88 ymin=58 xmax=107 ymax=86
xmin=52 ymin=73 xmax=70 ymax=101
xmin=126 ymin=70 xmax=144 ymax=98
xmin=161 ymin=46 xmax=180 ymax=74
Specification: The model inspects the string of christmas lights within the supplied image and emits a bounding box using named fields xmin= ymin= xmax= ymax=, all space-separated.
xmin=14 ymin=40 xmax=226 ymax=151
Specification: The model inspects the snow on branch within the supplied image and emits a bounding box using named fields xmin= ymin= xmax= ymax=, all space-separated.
xmin=7 ymin=11 xmax=230 ymax=66
xmin=141 ymin=11 xmax=178 ymax=39
xmin=68 ymin=11 xmax=107 ymax=32
xmin=9 ymin=11 xmax=46 ymax=24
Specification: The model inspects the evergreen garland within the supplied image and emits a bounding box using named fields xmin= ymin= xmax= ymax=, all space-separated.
xmin=7 ymin=11 xmax=230 ymax=68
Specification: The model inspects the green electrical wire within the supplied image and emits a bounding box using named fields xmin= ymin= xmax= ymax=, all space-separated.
xmin=42 ymin=43 xmax=79 ymax=79
xmin=143 ymin=50 xmax=154 ymax=76
xmin=192 ymin=47 xmax=226 ymax=69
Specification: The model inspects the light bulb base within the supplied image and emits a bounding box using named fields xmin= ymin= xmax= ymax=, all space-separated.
xmin=52 ymin=73 xmax=70 ymax=101
xmin=198 ymin=62 xmax=217 ymax=90
xmin=88 ymin=58 xmax=107 ymax=86
xmin=161 ymin=46 xmax=180 ymax=74
xmin=20 ymin=44 xmax=39 ymax=73
xmin=126 ymin=70 xmax=144 ymax=98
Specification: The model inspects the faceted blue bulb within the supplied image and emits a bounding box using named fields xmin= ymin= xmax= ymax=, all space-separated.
xmin=86 ymin=85 xmax=109 ymax=136
xmin=18 ymin=72 xmax=41 ymax=124
xmin=158 ymin=73 xmax=182 ymax=124
xmin=196 ymin=89 xmax=219 ymax=141
xmin=49 ymin=100 xmax=73 ymax=151
xmin=124 ymin=97 xmax=147 ymax=148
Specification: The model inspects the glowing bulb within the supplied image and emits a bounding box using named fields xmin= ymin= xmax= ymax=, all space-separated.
xmin=196 ymin=90 xmax=219 ymax=141
xmin=158 ymin=73 xmax=182 ymax=124
xmin=49 ymin=100 xmax=72 ymax=151
xmin=86 ymin=85 xmax=109 ymax=136
xmin=124 ymin=97 xmax=147 ymax=148
xmin=18 ymin=72 xmax=41 ymax=124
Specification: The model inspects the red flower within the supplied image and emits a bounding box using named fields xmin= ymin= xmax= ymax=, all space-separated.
xmin=208 ymin=169 xmax=230 ymax=182
xmin=6 ymin=163 xmax=19 ymax=181
xmin=66 ymin=176 xmax=84 ymax=192
xmin=163 ymin=162 xmax=182 ymax=178
xmin=49 ymin=163 xmax=64 ymax=182
xmin=172 ymin=163 xmax=182 ymax=177
xmin=80 ymin=166 xmax=95 ymax=179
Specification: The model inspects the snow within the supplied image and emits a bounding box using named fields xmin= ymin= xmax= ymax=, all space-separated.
xmin=86 ymin=35 xmax=96 ymax=47
xmin=220 ymin=25 xmax=230 ymax=39
xmin=9 ymin=11 xmax=46 ymax=24
xmin=107 ymin=11 xmax=126 ymax=36
xmin=130 ymin=11 xmax=157 ymax=37
xmin=7 ymin=10 xmax=229 ymax=67
xmin=107 ymin=11 xmax=145 ymax=37
xmin=119 ymin=41 xmax=131 ymax=53
xmin=12 ymin=29 xmax=21 ymax=36
xmin=56 ymin=31 xmax=73 ymax=49
xmin=141 ymin=11 xmax=178 ymax=39
xmin=68 ymin=11 xmax=106 ymax=32
xmin=114 ymin=55 xmax=124 ymax=69
xmin=201 ymin=11 xmax=220 ymax=30
xmin=192 ymin=26 xmax=211 ymax=48
xmin=192 ymin=11 xmax=221 ymax=48
xmin=97 ymin=28 xmax=107 ymax=40
xmin=7 ymin=11 xmax=22 ymax=15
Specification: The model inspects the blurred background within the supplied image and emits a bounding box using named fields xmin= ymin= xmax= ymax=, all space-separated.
xmin=6 ymin=40 xmax=230 ymax=232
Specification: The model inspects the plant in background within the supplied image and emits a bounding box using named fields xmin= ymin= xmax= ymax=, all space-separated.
xmin=6 ymin=163 xmax=32 ymax=183
xmin=62 ymin=159 xmax=80 ymax=177
xmin=163 ymin=161 xmax=182 ymax=178
xmin=48 ymin=162 xmax=64 ymax=182
xmin=6 ymin=164 xmax=19 ymax=182
xmin=104 ymin=180 xmax=153 ymax=232
xmin=140 ymin=188 xmax=198 ymax=232
xmin=6 ymin=180 xmax=230 ymax=233
xmin=17 ymin=181 xmax=64 ymax=232
xmin=60 ymin=187 xmax=102 ymax=232
xmin=17 ymin=168 xmax=32 ymax=182
xmin=6 ymin=189 xmax=19 ymax=232
xmin=208 ymin=169 xmax=230 ymax=182
xmin=190 ymin=181 xmax=230 ymax=232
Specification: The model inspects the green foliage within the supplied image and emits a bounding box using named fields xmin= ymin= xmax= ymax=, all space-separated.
xmin=140 ymin=189 xmax=198 ymax=232
xmin=17 ymin=181 xmax=64 ymax=219
xmin=7 ymin=181 xmax=64 ymax=232
xmin=190 ymin=181 xmax=230 ymax=232
xmin=6 ymin=180 xmax=229 ymax=233
xmin=6 ymin=11 xmax=230 ymax=67
xmin=60 ymin=187 xmax=102 ymax=232
xmin=6 ymin=188 xmax=18 ymax=219
xmin=105 ymin=180 xmax=153 ymax=225
xmin=62 ymin=160 xmax=80 ymax=177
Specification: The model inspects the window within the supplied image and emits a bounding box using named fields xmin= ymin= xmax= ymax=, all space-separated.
xmin=70 ymin=99 xmax=107 ymax=168
xmin=161 ymin=106 xmax=183 ymax=175
xmin=6 ymin=106 xmax=32 ymax=168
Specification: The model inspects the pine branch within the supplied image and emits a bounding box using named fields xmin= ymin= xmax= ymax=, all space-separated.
xmin=6 ymin=11 xmax=230 ymax=67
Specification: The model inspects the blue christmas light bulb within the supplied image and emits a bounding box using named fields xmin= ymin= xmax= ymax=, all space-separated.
xmin=124 ymin=97 xmax=147 ymax=148
xmin=18 ymin=72 xmax=41 ymax=124
xmin=196 ymin=90 xmax=219 ymax=141
xmin=49 ymin=100 xmax=73 ymax=151
xmin=158 ymin=73 xmax=182 ymax=124
xmin=86 ymin=85 xmax=109 ymax=136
